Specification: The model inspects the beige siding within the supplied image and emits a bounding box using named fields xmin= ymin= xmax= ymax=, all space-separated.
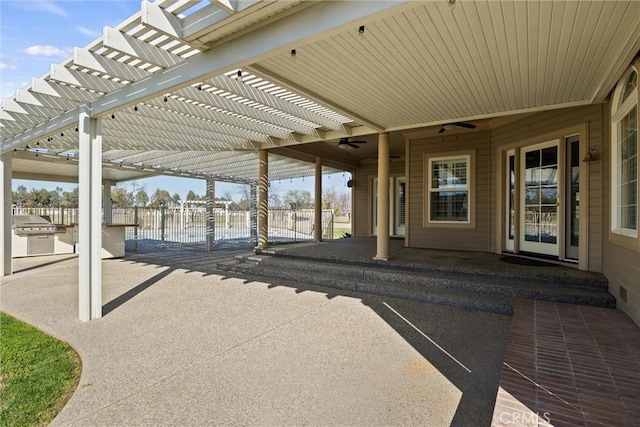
xmin=601 ymin=98 xmax=640 ymax=326
xmin=407 ymin=131 xmax=492 ymax=252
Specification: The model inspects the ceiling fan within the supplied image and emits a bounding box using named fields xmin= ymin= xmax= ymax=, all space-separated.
xmin=338 ymin=137 xmax=367 ymax=149
xmin=438 ymin=121 xmax=477 ymax=134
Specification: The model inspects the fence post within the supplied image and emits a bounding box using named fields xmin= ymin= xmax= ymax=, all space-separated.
xmin=206 ymin=179 xmax=215 ymax=251
xmin=160 ymin=206 xmax=166 ymax=249
xmin=134 ymin=206 xmax=139 ymax=252
xmin=250 ymin=184 xmax=257 ymax=246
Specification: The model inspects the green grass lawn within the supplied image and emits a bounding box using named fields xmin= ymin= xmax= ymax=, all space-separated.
xmin=0 ymin=313 xmax=80 ymax=427
xmin=332 ymin=223 xmax=352 ymax=239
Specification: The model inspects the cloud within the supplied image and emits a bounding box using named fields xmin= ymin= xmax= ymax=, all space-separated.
xmin=0 ymin=63 xmax=18 ymax=70
xmin=25 ymin=45 xmax=72 ymax=57
xmin=77 ymin=26 xmax=100 ymax=39
xmin=35 ymin=0 xmax=68 ymax=18
xmin=0 ymin=63 xmax=7 ymax=69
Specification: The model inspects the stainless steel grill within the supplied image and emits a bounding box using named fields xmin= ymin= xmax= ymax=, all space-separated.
xmin=12 ymin=215 xmax=57 ymax=255
xmin=12 ymin=215 xmax=57 ymax=235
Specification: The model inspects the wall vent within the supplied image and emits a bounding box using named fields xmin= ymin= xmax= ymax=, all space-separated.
xmin=619 ymin=286 xmax=628 ymax=303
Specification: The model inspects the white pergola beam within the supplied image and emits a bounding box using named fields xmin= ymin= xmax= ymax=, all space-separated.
xmin=50 ymin=64 xmax=124 ymax=94
xmin=15 ymin=88 xmax=78 ymax=112
xmin=3 ymin=1 xmax=410 ymax=153
xmin=142 ymin=1 xmax=184 ymax=39
xmin=160 ymin=150 xmax=256 ymax=170
xmin=2 ymin=108 xmax=78 ymax=152
xmin=181 ymin=4 xmax=230 ymax=41
xmin=1 ymin=108 xmax=48 ymax=126
xmin=102 ymin=127 xmax=256 ymax=153
xmin=210 ymin=0 xmax=237 ymax=15
xmin=32 ymin=78 xmax=99 ymax=103
xmin=109 ymin=150 xmax=182 ymax=163
xmin=73 ymin=48 xmax=151 ymax=82
xmin=103 ymin=26 xmax=183 ymax=69
xmin=91 ymin=0 xmax=410 ymax=117
xmin=109 ymin=111 xmax=259 ymax=149
xmin=142 ymin=99 xmax=280 ymax=144
xmin=211 ymin=73 xmax=349 ymax=133
xmin=143 ymin=96 xmax=291 ymax=142
xmin=176 ymin=85 xmax=318 ymax=137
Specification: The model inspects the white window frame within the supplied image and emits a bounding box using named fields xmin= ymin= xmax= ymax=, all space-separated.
xmin=426 ymin=154 xmax=471 ymax=224
xmin=611 ymin=66 xmax=638 ymax=239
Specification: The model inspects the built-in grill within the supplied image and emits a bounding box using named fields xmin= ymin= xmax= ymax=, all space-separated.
xmin=12 ymin=215 xmax=57 ymax=255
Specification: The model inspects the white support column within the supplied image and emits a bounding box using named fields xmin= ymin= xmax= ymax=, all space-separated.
xmin=103 ymin=180 xmax=113 ymax=224
xmin=78 ymin=109 xmax=103 ymax=321
xmin=314 ymin=157 xmax=323 ymax=242
xmin=257 ymin=150 xmax=269 ymax=250
xmin=1 ymin=151 xmax=12 ymax=276
xmin=206 ymin=179 xmax=215 ymax=252
xmin=375 ymin=132 xmax=390 ymax=261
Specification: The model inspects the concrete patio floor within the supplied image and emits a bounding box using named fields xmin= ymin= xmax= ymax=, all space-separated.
xmin=1 ymin=252 xmax=510 ymax=426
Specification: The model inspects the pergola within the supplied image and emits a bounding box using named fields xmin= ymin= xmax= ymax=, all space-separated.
xmin=2 ymin=0 xmax=640 ymax=320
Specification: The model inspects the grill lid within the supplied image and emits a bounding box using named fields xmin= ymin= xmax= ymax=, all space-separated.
xmin=12 ymin=215 xmax=57 ymax=235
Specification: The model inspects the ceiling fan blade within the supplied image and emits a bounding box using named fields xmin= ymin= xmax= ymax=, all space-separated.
xmin=454 ymin=122 xmax=477 ymax=129
xmin=347 ymin=142 xmax=360 ymax=149
xmin=438 ymin=126 xmax=446 ymax=134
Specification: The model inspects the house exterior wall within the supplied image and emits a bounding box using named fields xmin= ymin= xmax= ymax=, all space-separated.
xmin=404 ymin=131 xmax=492 ymax=252
xmin=490 ymin=104 xmax=604 ymax=272
xmin=601 ymin=60 xmax=640 ymax=326
xmin=351 ymin=77 xmax=639 ymax=326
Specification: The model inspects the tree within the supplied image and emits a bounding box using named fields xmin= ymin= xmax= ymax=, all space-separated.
xmin=150 ymin=188 xmax=171 ymax=208
xmin=235 ymin=184 xmax=252 ymax=210
xmin=186 ymin=190 xmax=198 ymax=201
xmin=135 ymin=189 xmax=149 ymax=207
xmin=323 ymin=187 xmax=351 ymax=216
xmin=12 ymin=185 xmax=28 ymax=206
xmin=171 ymin=193 xmax=181 ymax=205
xmin=269 ymin=192 xmax=284 ymax=209
xmin=283 ymin=189 xmax=312 ymax=209
xmin=27 ymin=187 xmax=50 ymax=207
xmin=60 ymin=188 xmax=79 ymax=208
xmin=111 ymin=187 xmax=133 ymax=208
xmin=48 ymin=187 xmax=63 ymax=207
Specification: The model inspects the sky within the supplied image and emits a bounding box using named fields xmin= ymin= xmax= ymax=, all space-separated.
xmin=1 ymin=0 xmax=352 ymax=201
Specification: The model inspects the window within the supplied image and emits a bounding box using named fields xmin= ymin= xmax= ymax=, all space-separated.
xmin=612 ymin=68 xmax=638 ymax=237
xmin=427 ymin=155 xmax=470 ymax=223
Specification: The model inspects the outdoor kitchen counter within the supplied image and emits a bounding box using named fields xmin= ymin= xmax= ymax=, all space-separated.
xmin=100 ymin=224 xmax=137 ymax=258
xmin=71 ymin=223 xmax=136 ymax=259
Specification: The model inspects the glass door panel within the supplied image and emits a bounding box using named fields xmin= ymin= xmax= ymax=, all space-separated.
xmin=505 ymin=151 xmax=515 ymax=251
xmin=565 ymin=136 xmax=580 ymax=260
xmin=520 ymin=142 xmax=559 ymax=256
xmin=395 ymin=178 xmax=406 ymax=236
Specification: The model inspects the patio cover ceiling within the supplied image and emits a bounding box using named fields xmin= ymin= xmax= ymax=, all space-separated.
xmin=2 ymin=0 xmax=640 ymax=184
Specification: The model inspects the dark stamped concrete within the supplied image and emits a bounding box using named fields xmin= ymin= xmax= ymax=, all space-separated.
xmin=492 ymin=300 xmax=640 ymax=427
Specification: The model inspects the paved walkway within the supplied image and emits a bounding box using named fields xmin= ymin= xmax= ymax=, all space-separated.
xmin=492 ymin=300 xmax=640 ymax=427
xmin=1 ymin=253 xmax=510 ymax=426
